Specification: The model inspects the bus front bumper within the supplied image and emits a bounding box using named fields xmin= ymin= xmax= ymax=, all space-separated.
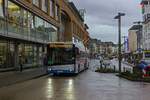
xmin=48 ymin=69 xmax=75 ymax=75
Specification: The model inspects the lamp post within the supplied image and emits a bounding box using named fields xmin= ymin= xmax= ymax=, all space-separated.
xmin=114 ymin=12 xmax=125 ymax=74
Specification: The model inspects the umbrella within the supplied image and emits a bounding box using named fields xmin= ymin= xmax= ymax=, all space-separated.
xmin=137 ymin=63 xmax=147 ymax=70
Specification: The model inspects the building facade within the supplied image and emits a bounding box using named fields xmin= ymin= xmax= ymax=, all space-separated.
xmin=88 ymin=39 xmax=99 ymax=57
xmin=0 ymin=0 xmax=59 ymax=71
xmin=141 ymin=0 xmax=150 ymax=50
xmin=89 ymin=38 xmax=116 ymax=58
xmin=60 ymin=0 xmax=90 ymax=46
xmin=128 ymin=25 xmax=142 ymax=52
xmin=0 ymin=0 xmax=90 ymax=71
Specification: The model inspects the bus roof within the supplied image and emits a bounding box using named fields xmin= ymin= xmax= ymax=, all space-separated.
xmin=48 ymin=42 xmax=86 ymax=52
xmin=49 ymin=42 xmax=73 ymax=48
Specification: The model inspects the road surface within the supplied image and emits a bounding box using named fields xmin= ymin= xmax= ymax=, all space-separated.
xmin=0 ymin=59 xmax=150 ymax=100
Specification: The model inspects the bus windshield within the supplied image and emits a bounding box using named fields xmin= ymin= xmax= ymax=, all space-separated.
xmin=49 ymin=47 xmax=75 ymax=65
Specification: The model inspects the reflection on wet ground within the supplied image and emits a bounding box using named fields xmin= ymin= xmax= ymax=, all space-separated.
xmin=0 ymin=59 xmax=150 ymax=100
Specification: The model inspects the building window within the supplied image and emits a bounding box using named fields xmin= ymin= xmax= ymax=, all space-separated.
xmin=0 ymin=41 xmax=15 ymax=69
xmin=55 ymin=4 xmax=59 ymax=20
xmin=32 ymin=0 xmax=39 ymax=7
xmin=42 ymin=0 xmax=48 ymax=13
xmin=8 ymin=1 xmax=21 ymax=23
xmin=7 ymin=1 xmax=21 ymax=34
xmin=35 ymin=16 xmax=45 ymax=40
xmin=0 ymin=0 xmax=4 ymax=17
xmin=0 ymin=41 xmax=7 ymax=68
xmin=30 ymin=14 xmax=36 ymax=38
xmin=50 ymin=0 xmax=55 ymax=17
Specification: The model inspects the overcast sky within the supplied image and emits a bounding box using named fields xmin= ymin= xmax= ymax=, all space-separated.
xmin=71 ymin=0 xmax=142 ymax=43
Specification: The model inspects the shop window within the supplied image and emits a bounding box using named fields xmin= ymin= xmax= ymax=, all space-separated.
xmin=0 ymin=41 xmax=15 ymax=69
xmin=20 ymin=44 xmax=38 ymax=67
xmin=33 ymin=46 xmax=37 ymax=65
xmin=39 ymin=46 xmax=43 ymax=65
xmin=0 ymin=0 xmax=4 ymax=17
xmin=7 ymin=42 xmax=15 ymax=67
xmin=0 ymin=42 xmax=7 ymax=68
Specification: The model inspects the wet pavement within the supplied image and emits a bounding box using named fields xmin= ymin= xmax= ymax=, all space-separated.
xmin=0 ymin=59 xmax=150 ymax=100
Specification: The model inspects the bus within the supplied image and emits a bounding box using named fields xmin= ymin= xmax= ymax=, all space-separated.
xmin=47 ymin=42 xmax=89 ymax=75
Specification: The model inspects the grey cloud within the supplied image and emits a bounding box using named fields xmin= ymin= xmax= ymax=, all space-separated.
xmin=71 ymin=0 xmax=142 ymax=43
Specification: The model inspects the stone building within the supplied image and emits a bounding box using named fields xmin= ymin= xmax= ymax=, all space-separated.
xmin=0 ymin=0 xmax=90 ymax=71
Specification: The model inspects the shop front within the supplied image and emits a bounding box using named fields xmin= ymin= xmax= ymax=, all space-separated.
xmin=0 ymin=39 xmax=46 ymax=72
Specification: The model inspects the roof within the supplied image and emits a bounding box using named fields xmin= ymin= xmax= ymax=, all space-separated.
xmin=69 ymin=2 xmax=84 ymax=22
xmin=129 ymin=25 xmax=142 ymax=30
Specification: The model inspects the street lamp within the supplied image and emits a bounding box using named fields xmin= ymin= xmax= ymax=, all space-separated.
xmin=114 ymin=12 xmax=125 ymax=74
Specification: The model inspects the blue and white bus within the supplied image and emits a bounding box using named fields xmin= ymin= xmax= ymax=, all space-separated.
xmin=47 ymin=42 xmax=89 ymax=75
